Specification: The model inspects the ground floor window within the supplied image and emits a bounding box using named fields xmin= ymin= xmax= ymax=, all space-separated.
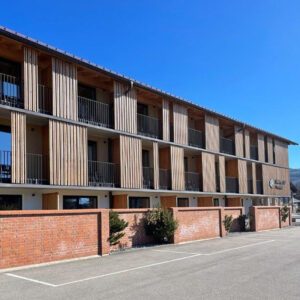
xmin=129 ymin=197 xmax=150 ymax=209
xmin=63 ymin=196 xmax=97 ymax=209
xmin=213 ymin=198 xmax=219 ymax=207
xmin=177 ymin=198 xmax=189 ymax=207
xmin=0 ymin=195 xmax=22 ymax=210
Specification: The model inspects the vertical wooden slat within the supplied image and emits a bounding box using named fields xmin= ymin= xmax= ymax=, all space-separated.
xmin=202 ymin=152 xmax=216 ymax=192
xmin=238 ymin=159 xmax=247 ymax=194
xmin=244 ymin=129 xmax=250 ymax=159
xmin=173 ymin=104 xmax=188 ymax=145
xmin=170 ymin=146 xmax=185 ymax=190
xmin=267 ymin=137 xmax=274 ymax=164
xmin=219 ymin=155 xmax=226 ymax=193
xmin=153 ymin=142 xmax=159 ymax=189
xmin=274 ymin=140 xmax=289 ymax=167
xmin=257 ymin=134 xmax=265 ymax=162
xmin=205 ymin=115 xmax=219 ymax=152
xmin=162 ymin=99 xmax=170 ymax=141
xmin=234 ymin=126 xmax=244 ymax=157
xmin=252 ymin=162 xmax=257 ymax=194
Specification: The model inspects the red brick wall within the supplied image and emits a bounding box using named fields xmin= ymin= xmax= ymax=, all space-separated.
xmin=111 ymin=209 xmax=153 ymax=250
xmin=0 ymin=210 xmax=109 ymax=270
xmin=224 ymin=208 xmax=244 ymax=232
xmin=249 ymin=206 xmax=292 ymax=231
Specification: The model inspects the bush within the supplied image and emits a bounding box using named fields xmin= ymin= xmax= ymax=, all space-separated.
xmin=281 ymin=205 xmax=290 ymax=223
xmin=144 ymin=207 xmax=178 ymax=243
xmin=108 ymin=210 xmax=128 ymax=246
xmin=238 ymin=214 xmax=246 ymax=231
xmin=224 ymin=215 xmax=233 ymax=232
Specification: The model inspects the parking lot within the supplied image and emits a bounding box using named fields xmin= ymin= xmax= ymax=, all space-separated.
xmin=1 ymin=226 xmax=300 ymax=300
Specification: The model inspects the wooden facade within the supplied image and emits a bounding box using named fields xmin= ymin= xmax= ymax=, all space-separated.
xmin=202 ymin=152 xmax=216 ymax=192
xmin=244 ymin=129 xmax=250 ymax=159
xmin=162 ymin=99 xmax=170 ymax=141
xmin=153 ymin=142 xmax=160 ymax=189
xmin=257 ymin=134 xmax=265 ymax=162
xmin=170 ymin=146 xmax=185 ymax=190
xmin=219 ymin=156 xmax=226 ymax=193
xmin=274 ymin=140 xmax=289 ymax=168
xmin=205 ymin=115 xmax=219 ymax=152
xmin=49 ymin=120 xmax=87 ymax=186
xmin=173 ymin=104 xmax=188 ymax=145
xmin=234 ymin=126 xmax=244 ymax=157
xmin=238 ymin=159 xmax=247 ymax=194
xmin=252 ymin=162 xmax=257 ymax=194
xmin=267 ymin=137 xmax=274 ymax=164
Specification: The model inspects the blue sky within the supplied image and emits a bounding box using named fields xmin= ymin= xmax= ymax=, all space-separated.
xmin=0 ymin=0 xmax=299 ymax=167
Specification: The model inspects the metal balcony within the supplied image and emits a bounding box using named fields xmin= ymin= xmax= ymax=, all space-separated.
xmin=38 ymin=84 xmax=52 ymax=115
xmin=0 ymin=150 xmax=11 ymax=183
xmin=78 ymin=96 xmax=113 ymax=128
xmin=248 ymin=179 xmax=253 ymax=194
xmin=26 ymin=153 xmax=49 ymax=184
xmin=188 ymin=128 xmax=204 ymax=149
xmin=88 ymin=161 xmax=120 ymax=187
xmin=159 ymin=169 xmax=171 ymax=190
xmin=250 ymin=145 xmax=258 ymax=160
xmin=185 ymin=172 xmax=202 ymax=191
xmin=256 ymin=180 xmax=263 ymax=194
xmin=143 ymin=167 xmax=154 ymax=189
xmin=220 ymin=137 xmax=235 ymax=155
xmin=226 ymin=177 xmax=239 ymax=193
xmin=137 ymin=113 xmax=162 ymax=139
xmin=0 ymin=73 xmax=23 ymax=108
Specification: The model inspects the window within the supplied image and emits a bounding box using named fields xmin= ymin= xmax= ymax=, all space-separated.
xmin=78 ymin=84 xmax=96 ymax=100
xmin=129 ymin=197 xmax=150 ymax=208
xmin=0 ymin=195 xmax=22 ymax=210
xmin=88 ymin=141 xmax=97 ymax=161
xmin=184 ymin=157 xmax=188 ymax=172
xmin=142 ymin=150 xmax=150 ymax=167
xmin=213 ymin=198 xmax=220 ymax=207
xmin=63 ymin=196 xmax=97 ymax=209
xmin=137 ymin=103 xmax=148 ymax=116
xmin=178 ymin=198 xmax=189 ymax=207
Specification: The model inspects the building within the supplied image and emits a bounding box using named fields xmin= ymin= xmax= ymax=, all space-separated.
xmin=0 ymin=26 xmax=296 ymax=214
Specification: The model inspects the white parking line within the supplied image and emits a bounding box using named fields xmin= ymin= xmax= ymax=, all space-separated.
xmin=4 ymin=239 xmax=275 ymax=288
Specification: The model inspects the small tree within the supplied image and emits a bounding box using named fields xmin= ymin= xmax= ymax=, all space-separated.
xmin=144 ymin=207 xmax=178 ymax=243
xmin=281 ymin=205 xmax=290 ymax=223
xmin=108 ymin=210 xmax=128 ymax=246
xmin=224 ymin=215 xmax=233 ymax=233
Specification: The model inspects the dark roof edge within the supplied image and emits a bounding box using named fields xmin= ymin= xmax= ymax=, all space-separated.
xmin=0 ymin=25 xmax=297 ymax=145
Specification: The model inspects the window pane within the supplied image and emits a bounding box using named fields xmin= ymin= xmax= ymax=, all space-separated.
xmin=63 ymin=196 xmax=97 ymax=209
xmin=63 ymin=197 xmax=78 ymax=209
xmin=0 ymin=195 xmax=22 ymax=210
xmin=78 ymin=197 xmax=97 ymax=209
xmin=129 ymin=197 xmax=150 ymax=208
xmin=178 ymin=198 xmax=189 ymax=207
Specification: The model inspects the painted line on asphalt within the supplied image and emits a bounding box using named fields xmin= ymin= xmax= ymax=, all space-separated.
xmin=5 ymin=239 xmax=275 ymax=288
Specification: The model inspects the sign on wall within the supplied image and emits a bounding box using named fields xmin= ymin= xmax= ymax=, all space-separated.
xmin=269 ymin=179 xmax=286 ymax=190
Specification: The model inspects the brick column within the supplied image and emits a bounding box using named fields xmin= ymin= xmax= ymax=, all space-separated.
xmin=99 ymin=210 xmax=110 ymax=255
xmin=219 ymin=208 xmax=226 ymax=237
xmin=249 ymin=206 xmax=257 ymax=231
xmin=170 ymin=207 xmax=179 ymax=244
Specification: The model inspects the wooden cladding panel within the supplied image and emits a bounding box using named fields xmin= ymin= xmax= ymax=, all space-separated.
xmin=114 ymin=81 xmax=137 ymax=134
xmin=234 ymin=126 xmax=244 ymax=157
xmin=227 ymin=198 xmax=241 ymax=207
xmin=161 ymin=196 xmax=176 ymax=209
xmin=267 ymin=137 xmax=274 ymax=164
xmin=24 ymin=47 xmax=38 ymax=112
xmin=262 ymin=165 xmax=290 ymax=196
xmin=113 ymin=195 xmax=128 ymax=209
xmin=170 ymin=146 xmax=185 ymax=190
xmin=244 ymin=129 xmax=250 ymax=159
xmin=173 ymin=104 xmax=188 ymax=145
xmin=202 ymin=152 xmax=216 ymax=192
xmin=198 ymin=197 xmax=213 ymax=207
xmin=274 ymin=140 xmax=289 ymax=168
xmin=219 ymin=156 xmax=226 ymax=193
xmin=153 ymin=142 xmax=159 ymax=189
xmin=120 ymin=135 xmax=142 ymax=188
xmin=11 ymin=112 xmax=26 ymax=184
xmin=42 ymin=193 xmax=59 ymax=210
xmin=49 ymin=120 xmax=87 ymax=186
xmin=52 ymin=58 xmax=78 ymax=120
xmin=162 ymin=100 xmax=170 ymax=141
xmin=238 ymin=160 xmax=247 ymax=194
xmin=252 ymin=162 xmax=257 ymax=194
xmin=205 ymin=115 xmax=219 ymax=152
xmin=159 ymin=147 xmax=171 ymax=170
xmin=257 ymin=134 xmax=265 ymax=162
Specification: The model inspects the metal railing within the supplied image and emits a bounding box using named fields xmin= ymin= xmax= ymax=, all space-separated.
xmin=38 ymin=84 xmax=52 ymax=115
xmin=185 ymin=172 xmax=202 ymax=191
xmin=256 ymin=180 xmax=263 ymax=194
xmin=159 ymin=169 xmax=171 ymax=190
xmin=226 ymin=177 xmax=239 ymax=193
xmin=143 ymin=167 xmax=154 ymax=189
xmin=188 ymin=128 xmax=204 ymax=149
xmin=250 ymin=145 xmax=258 ymax=160
xmin=26 ymin=153 xmax=49 ymax=184
xmin=248 ymin=179 xmax=253 ymax=194
xmin=88 ymin=161 xmax=120 ymax=187
xmin=0 ymin=73 xmax=23 ymax=108
xmin=137 ymin=114 xmax=162 ymax=139
xmin=78 ymin=96 xmax=113 ymax=128
xmin=220 ymin=137 xmax=235 ymax=155
xmin=0 ymin=150 xmax=11 ymax=183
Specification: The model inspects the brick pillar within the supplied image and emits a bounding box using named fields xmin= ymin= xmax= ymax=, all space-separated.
xmin=249 ymin=206 xmax=257 ymax=231
xmin=170 ymin=207 xmax=179 ymax=244
xmin=219 ymin=208 xmax=226 ymax=237
xmin=99 ymin=210 xmax=110 ymax=255
xmin=289 ymin=206 xmax=292 ymax=226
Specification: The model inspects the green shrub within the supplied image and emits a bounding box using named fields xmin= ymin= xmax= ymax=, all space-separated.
xmin=144 ymin=207 xmax=178 ymax=243
xmin=108 ymin=210 xmax=128 ymax=246
xmin=224 ymin=215 xmax=233 ymax=232
xmin=237 ymin=214 xmax=246 ymax=231
xmin=281 ymin=205 xmax=290 ymax=223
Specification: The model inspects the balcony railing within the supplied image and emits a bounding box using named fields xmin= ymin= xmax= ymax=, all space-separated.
xmin=159 ymin=169 xmax=171 ymax=190
xmin=0 ymin=73 xmax=23 ymax=108
xmin=38 ymin=84 xmax=52 ymax=115
xmin=26 ymin=153 xmax=49 ymax=184
xmin=88 ymin=161 xmax=120 ymax=187
xmin=256 ymin=180 xmax=263 ymax=194
xmin=78 ymin=96 xmax=113 ymax=128
xmin=143 ymin=167 xmax=154 ymax=189
xmin=188 ymin=128 xmax=204 ymax=149
xmin=248 ymin=179 xmax=253 ymax=194
xmin=0 ymin=150 xmax=11 ymax=183
xmin=137 ymin=114 xmax=162 ymax=139
xmin=220 ymin=137 xmax=235 ymax=155
xmin=226 ymin=177 xmax=239 ymax=193
xmin=250 ymin=145 xmax=258 ymax=160
xmin=185 ymin=172 xmax=202 ymax=191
